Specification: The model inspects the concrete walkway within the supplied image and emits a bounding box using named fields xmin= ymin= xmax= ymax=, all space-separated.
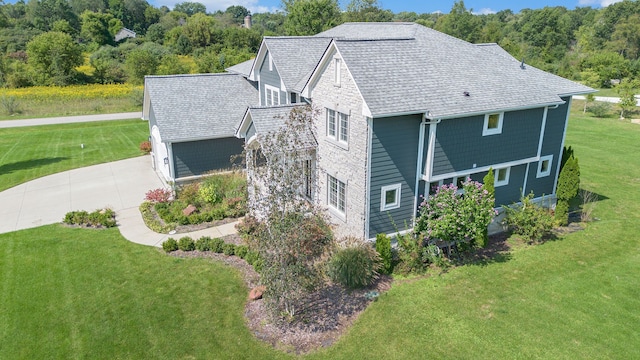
xmin=0 ymin=112 xmax=142 ymax=128
xmin=0 ymin=156 xmax=239 ymax=247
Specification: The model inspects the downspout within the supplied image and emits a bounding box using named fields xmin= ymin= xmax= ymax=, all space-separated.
xmin=413 ymin=115 xmax=427 ymax=222
xmin=413 ymin=114 xmax=441 ymax=221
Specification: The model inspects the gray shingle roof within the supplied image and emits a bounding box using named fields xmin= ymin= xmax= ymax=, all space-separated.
xmin=244 ymin=104 xmax=316 ymax=148
xmin=329 ymin=24 xmax=593 ymax=118
xmin=264 ymin=37 xmax=332 ymax=93
xmin=145 ymin=73 xmax=258 ymax=142
xmin=316 ymin=22 xmax=418 ymax=40
xmin=225 ymin=59 xmax=254 ymax=77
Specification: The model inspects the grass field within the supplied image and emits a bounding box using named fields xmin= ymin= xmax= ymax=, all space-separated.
xmin=0 ymin=119 xmax=149 ymax=192
xmin=0 ymin=84 xmax=142 ymax=120
xmin=1 ymin=108 xmax=639 ymax=358
xmin=0 ymin=226 xmax=282 ymax=359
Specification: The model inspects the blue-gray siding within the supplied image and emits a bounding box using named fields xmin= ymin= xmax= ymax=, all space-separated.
xmin=525 ymin=97 xmax=570 ymax=197
xmin=369 ymin=114 xmax=421 ymax=236
xmin=259 ymin=52 xmax=287 ymax=105
xmin=494 ymin=164 xmax=527 ymax=206
xmin=172 ymin=137 xmax=244 ymax=178
xmin=432 ymin=108 xmax=544 ymax=176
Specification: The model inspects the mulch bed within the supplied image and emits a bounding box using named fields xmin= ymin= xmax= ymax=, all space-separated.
xmin=165 ymin=219 xmax=587 ymax=354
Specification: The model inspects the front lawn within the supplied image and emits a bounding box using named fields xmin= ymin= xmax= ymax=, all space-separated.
xmin=1 ymin=108 xmax=639 ymax=358
xmin=0 ymin=119 xmax=148 ymax=192
xmin=0 ymin=225 xmax=283 ymax=359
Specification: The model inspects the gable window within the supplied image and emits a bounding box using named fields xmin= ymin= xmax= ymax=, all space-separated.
xmin=326 ymin=108 xmax=349 ymax=144
xmin=483 ymin=113 xmax=504 ymax=136
xmin=328 ymin=174 xmax=346 ymax=215
xmin=494 ymin=167 xmax=510 ymax=187
xmin=264 ymin=85 xmax=280 ymax=106
xmin=380 ymin=183 xmax=401 ymax=211
xmin=537 ymin=155 xmax=553 ymax=178
xmin=334 ymin=58 xmax=341 ymax=86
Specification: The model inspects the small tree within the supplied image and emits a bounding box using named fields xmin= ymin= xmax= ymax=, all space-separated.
xmin=616 ymin=79 xmax=638 ymax=119
xmin=26 ymin=31 xmax=83 ymax=85
xmin=479 ymin=168 xmax=496 ymax=247
xmin=555 ymin=155 xmax=580 ymax=226
xmin=247 ymin=105 xmax=334 ymax=318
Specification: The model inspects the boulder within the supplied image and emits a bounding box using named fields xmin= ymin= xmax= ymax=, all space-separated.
xmin=249 ymin=285 xmax=266 ymax=301
xmin=183 ymin=204 xmax=197 ymax=216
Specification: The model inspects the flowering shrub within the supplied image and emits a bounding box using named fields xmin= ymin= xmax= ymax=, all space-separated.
xmin=502 ymin=193 xmax=555 ymax=243
xmin=415 ymin=179 xmax=496 ymax=249
xmin=139 ymin=141 xmax=152 ymax=154
xmin=145 ymin=188 xmax=172 ymax=203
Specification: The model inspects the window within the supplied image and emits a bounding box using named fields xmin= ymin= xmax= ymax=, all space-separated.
xmin=483 ymin=113 xmax=504 ymax=136
xmin=537 ymin=155 xmax=553 ymax=178
xmin=326 ymin=108 xmax=349 ymax=144
xmin=303 ymin=159 xmax=313 ymax=199
xmin=290 ymin=92 xmax=298 ymax=104
xmin=264 ymin=85 xmax=280 ymax=106
xmin=380 ymin=184 xmax=401 ymax=211
xmin=494 ymin=167 xmax=510 ymax=187
xmin=327 ymin=109 xmax=336 ymax=137
xmin=334 ymin=58 xmax=341 ymax=86
xmin=328 ymin=175 xmax=346 ymax=214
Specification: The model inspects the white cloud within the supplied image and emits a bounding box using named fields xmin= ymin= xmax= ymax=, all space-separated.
xmin=578 ymin=0 xmax=623 ymax=7
xmin=152 ymin=0 xmax=279 ymax=14
xmin=472 ymin=8 xmax=496 ymax=15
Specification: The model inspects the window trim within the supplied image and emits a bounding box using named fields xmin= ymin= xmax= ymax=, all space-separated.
xmin=537 ymin=155 xmax=553 ymax=178
xmin=327 ymin=174 xmax=346 ymax=217
xmin=494 ymin=167 xmax=510 ymax=187
xmin=264 ymin=84 xmax=280 ymax=106
xmin=380 ymin=183 xmax=402 ymax=211
xmin=326 ymin=108 xmax=349 ymax=146
xmin=483 ymin=112 xmax=504 ymax=136
xmin=268 ymin=53 xmax=273 ymax=71
xmin=334 ymin=57 xmax=341 ymax=86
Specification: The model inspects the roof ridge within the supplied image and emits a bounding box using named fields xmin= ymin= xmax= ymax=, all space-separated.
xmin=144 ymin=73 xmax=239 ymax=79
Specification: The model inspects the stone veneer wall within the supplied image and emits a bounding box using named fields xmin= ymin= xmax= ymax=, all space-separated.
xmin=311 ymin=51 xmax=369 ymax=240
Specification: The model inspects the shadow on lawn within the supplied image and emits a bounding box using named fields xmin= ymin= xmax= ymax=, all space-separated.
xmin=464 ymin=232 xmax=513 ymax=267
xmin=0 ymin=157 xmax=68 ymax=174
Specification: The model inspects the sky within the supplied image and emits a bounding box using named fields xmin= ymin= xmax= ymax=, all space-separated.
xmin=150 ymin=0 xmax=624 ymax=15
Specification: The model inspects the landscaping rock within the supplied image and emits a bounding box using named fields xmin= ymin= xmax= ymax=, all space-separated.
xmin=183 ymin=204 xmax=197 ymax=216
xmin=249 ymin=285 xmax=266 ymax=301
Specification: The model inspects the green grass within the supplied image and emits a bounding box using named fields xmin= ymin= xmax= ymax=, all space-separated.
xmin=0 ymin=97 xmax=140 ymax=120
xmin=594 ymin=87 xmax=638 ymax=97
xmin=0 ymin=119 xmax=149 ymax=192
xmin=0 ymin=226 xmax=284 ymax=359
xmin=1 ymin=109 xmax=639 ymax=358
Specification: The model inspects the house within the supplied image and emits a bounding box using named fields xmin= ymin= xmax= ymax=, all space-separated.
xmin=235 ymin=22 xmax=594 ymax=240
xmin=114 ymin=28 xmax=136 ymax=42
xmin=142 ymin=73 xmax=258 ymax=182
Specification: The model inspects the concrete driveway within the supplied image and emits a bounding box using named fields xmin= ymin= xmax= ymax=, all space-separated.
xmin=0 ymin=155 xmax=164 ymax=234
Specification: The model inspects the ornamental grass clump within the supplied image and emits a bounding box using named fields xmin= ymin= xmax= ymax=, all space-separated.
xmin=328 ymin=240 xmax=382 ymax=289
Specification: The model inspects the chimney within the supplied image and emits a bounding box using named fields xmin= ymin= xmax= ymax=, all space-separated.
xmin=244 ymin=15 xmax=252 ymax=29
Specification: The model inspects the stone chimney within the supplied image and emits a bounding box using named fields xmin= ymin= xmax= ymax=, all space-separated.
xmin=243 ymin=15 xmax=252 ymax=29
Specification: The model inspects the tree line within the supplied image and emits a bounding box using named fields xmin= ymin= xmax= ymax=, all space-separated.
xmin=1 ymin=0 xmax=639 ymax=88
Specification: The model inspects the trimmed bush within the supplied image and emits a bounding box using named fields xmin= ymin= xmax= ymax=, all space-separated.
xmin=328 ymin=242 xmax=382 ymax=289
xmin=235 ymin=245 xmax=248 ymax=259
xmin=162 ymin=238 xmax=178 ymax=253
xmin=178 ymin=236 xmax=195 ymax=251
xmin=210 ymin=238 xmax=224 ymax=253
xmin=195 ymin=236 xmax=211 ymax=251
xmin=63 ymin=209 xmax=116 ymax=228
xmin=556 ymin=154 xmax=580 ymax=226
xmin=375 ymin=233 xmax=393 ymax=275
xmin=222 ymin=243 xmax=235 ymax=256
